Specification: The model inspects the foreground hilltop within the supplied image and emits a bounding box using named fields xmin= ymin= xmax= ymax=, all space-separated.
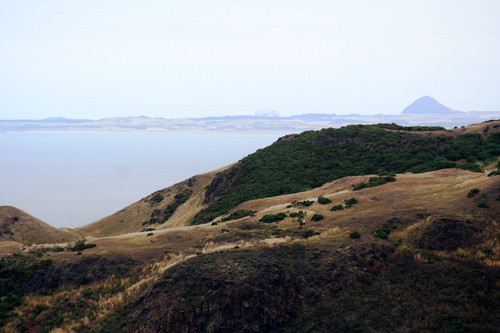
xmin=0 ymin=206 xmax=79 ymax=245
xmin=0 ymin=120 xmax=499 ymax=332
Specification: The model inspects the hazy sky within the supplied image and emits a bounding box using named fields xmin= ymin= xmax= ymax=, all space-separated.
xmin=1 ymin=0 xmax=499 ymax=119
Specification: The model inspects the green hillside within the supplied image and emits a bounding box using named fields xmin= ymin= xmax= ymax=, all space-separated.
xmin=194 ymin=124 xmax=500 ymax=224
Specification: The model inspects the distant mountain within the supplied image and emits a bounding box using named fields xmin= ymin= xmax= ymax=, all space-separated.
xmin=401 ymin=96 xmax=464 ymax=115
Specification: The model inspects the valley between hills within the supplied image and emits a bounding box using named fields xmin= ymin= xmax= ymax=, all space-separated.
xmin=0 ymin=120 xmax=499 ymax=332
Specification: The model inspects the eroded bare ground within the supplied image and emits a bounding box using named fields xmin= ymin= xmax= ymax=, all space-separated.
xmin=1 ymin=170 xmax=499 ymax=332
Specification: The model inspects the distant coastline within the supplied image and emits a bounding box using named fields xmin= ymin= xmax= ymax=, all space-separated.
xmin=3 ymin=96 xmax=500 ymax=133
xmin=2 ymin=111 xmax=499 ymax=134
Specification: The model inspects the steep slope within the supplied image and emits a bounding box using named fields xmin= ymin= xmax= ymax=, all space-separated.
xmin=194 ymin=120 xmax=500 ymax=224
xmin=0 ymin=206 xmax=79 ymax=245
xmin=77 ymin=169 xmax=221 ymax=237
xmin=401 ymin=96 xmax=464 ymax=114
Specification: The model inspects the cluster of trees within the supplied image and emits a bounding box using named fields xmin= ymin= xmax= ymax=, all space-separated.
xmin=193 ymin=124 xmax=500 ymax=224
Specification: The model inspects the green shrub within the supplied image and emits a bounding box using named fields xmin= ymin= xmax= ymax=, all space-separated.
xmin=373 ymin=228 xmax=391 ymax=239
xmin=289 ymin=211 xmax=305 ymax=218
xmin=467 ymin=189 xmax=480 ymax=198
xmin=330 ymin=204 xmax=344 ymax=211
xmin=51 ymin=247 xmax=64 ymax=252
xmin=297 ymin=200 xmax=314 ymax=207
xmin=150 ymin=193 xmax=164 ymax=206
xmin=478 ymin=202 xmax=489 ymax=208
xmin=353 ymin=176 xmax=396 ymax=191
xmin=349 ymin=231 xmax=361 ymax=239
xmin=221 ymin=210 xmax=256 ymax=222
xmin=344 ymin=198 xmax=358 ymax=208
xmin=220 ymin=228 xmax=230 ymax=233
xmin=259 ymin=213 xmax=287 ymax=223
xmin=211 ymin=222 xmax=218 ymax=226
xmin=302 ymin=229 xmax=320 ymax=238
xmin=146 ymin=233 xmax=154 ymax=237
xmin=456 ymin=162 xmax=481 ymax=172
xmin=318 ymin=196 xmax=332 ymax=204
xmin=311 ymin=214 xmax=324 ymax=221
xmin=70 ymin=240 xmax=96 ymax=252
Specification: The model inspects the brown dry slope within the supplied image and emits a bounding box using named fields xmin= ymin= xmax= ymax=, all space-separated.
xmin=0 ymin=206 xmax=80 ymax=245
xmin=77 ymin=169 xmax=222 ymax=238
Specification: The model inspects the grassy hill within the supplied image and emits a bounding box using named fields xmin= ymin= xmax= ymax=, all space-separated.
xmin=194 ymin=121 xmax=500 ymax=224
xmin=0 ymin=120 xmax=499 ymax=332
xmin=77 ymin=170 xmax=220 ymax=238
xmin=0 ymin=206 xmax=80 ymax=245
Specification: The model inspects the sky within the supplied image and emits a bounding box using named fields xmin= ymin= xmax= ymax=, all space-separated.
xmin=1 ymin=0 xmax=500 ymax=119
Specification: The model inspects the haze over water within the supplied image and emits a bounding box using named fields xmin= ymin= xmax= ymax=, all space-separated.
xmin=0 ymin=133 xmax=279 ymax=228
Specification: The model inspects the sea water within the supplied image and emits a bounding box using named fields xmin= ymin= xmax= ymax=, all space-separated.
xmin=0 ymin=133 xmax=280 ymax=228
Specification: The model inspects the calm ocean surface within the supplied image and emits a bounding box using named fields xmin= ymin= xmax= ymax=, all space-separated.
xmin=0 ymin=133 xmax=280 ymax=228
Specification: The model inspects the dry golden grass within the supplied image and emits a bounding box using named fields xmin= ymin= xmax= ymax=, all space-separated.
xmin=77 ymin=169 xmax=221 ymax=238
xmin=0 ymin=206 xmax=80 ymax=249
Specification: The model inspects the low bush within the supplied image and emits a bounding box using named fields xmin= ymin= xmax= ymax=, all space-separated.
xmin=302 ymin=229 xmax=320 ymax=238
xmin=344 ymin=198 xmax=358 ymax=208
xmin=289 ymin=211 xmax=305 ymax=219
xmin=70 ymin=240 xmax=96 ymax=252
xmin=311 ymin=214 xmax=324 ymax=221
xmin=353 ymin=176 xmax=396 ymax=191
xmin=467 ymin=188 xmax=480 ymax=198
xmin=297 ymin=200 xmax=314 ymax=207
xmin=318 ymin=196 xmax=332 ymax=204
xmin=349 ymin=231 xmax=361 ymax=239
xmin=150 ymin=193 xmax=164 ymax=206
xmin=478 ymin=202 xmax=489 ymax=208
xmin=221 ymin=210 xmax=256 ymax=222
xmin=330 ymin=204 xmax=344 ymax=211
xmin=259 ymin=213 xmax=287 ymax=223
xmin=373 ymin=228 xmax=391 ymax=239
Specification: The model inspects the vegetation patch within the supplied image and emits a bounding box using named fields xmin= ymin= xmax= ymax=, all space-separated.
xmin=289 ymin=211 xmax=305 ymax=219
xmin=349 ymin=231 xmax=361 ymax=239
xmin=317 ymin=196 xmax=332 ymax=204
xmin=220 ymin=209 xmax=256 ymax=222
xmin=467 ymin=188 xmax=480 ymax=197
xmin=302 ymin=229 xmax=320 ymax=238
xmin=353 ymin=175 xmax=396 ymax=191
xmin=330 ymin=204 xmax=344 ymax=211
xmin=259 ymin=213 xmax=287 ymax=223
xmin=310 ymin=214 xmax=324 ymax=221
xmin=149 ymin=193 xmax=164 ymax=206
xmin=373 ymin=228 xmax=391 ymax=239
xmin=144 ymin=191 xmax=192 ymax=226
xmin=344 ymin=198 xmax=358 ymax=208
xmin=70 ymin=240 xmax=96 ymax=252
